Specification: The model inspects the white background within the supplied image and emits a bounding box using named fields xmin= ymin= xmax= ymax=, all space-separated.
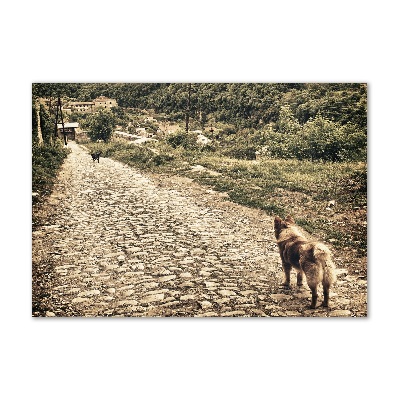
xmin=1 ymin=1 xmax=397 ymax=399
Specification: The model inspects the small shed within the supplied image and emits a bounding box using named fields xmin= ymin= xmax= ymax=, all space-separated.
xmin=57 ymin=122 xmax=79 ymax=141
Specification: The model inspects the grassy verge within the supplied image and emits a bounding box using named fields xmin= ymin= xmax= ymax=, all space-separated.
xmin=83 ymin=139 xmax=367 ymax=259
xmin=32 ymin=143 xmax=70 ymax=203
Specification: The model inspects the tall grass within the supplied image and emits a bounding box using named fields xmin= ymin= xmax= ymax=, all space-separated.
xmin=32 ymin=142 xmax=70 ymax=202
xmin=83 ymin=139 xmax=367 ymax=256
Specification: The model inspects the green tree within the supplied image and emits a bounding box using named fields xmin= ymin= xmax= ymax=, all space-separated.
xmin=275 ymin=104 xmax=301 ymax=135
xmin=87 ymin=110 xmax=116 ymax=142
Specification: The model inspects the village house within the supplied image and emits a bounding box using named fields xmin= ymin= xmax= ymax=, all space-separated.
xmin=67 ymin=101 xmax=95 ymax=113
xmin=62 ymin=96 xmax=118 ymax=113
xmin=93 ymin=96 xmax=117 ymax=109
xmin=57 ymin=122 xmax=79 ymax=141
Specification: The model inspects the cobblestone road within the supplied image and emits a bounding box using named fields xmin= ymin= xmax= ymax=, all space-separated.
xmin=32 ymin=142 xmax=367 ymax=317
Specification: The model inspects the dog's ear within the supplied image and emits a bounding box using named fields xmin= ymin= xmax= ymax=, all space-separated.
xmin=285 ymin=215 xmax=295 ymax=224
xmin=274 ymin=217 xmax=288 ymax=230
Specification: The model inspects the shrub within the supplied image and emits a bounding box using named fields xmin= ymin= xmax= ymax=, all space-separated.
xmin=166 ymin=131 xmax=197 ymax=149
xmin=261 ymin=114 xmax=367 ymax=162
xmin=222 ymin=144 xmax=258 ymax=160
xmin=86 ymin=110 xmax=116 ymax=142
xmin=152 ymin=153 xmax=175 ymax=166
xmin=32 ymin=143 xmax=69 ymax=199
xmin=217 ymin=128 xmax=267 ymax=160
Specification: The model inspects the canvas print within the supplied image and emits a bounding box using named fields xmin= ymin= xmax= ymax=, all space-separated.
xmin=32 ymin=83 xmax=367 ymax=317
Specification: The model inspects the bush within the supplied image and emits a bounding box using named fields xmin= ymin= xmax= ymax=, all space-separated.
xmin=338 ymin=124 xmax=367 ymax=162
xmin=152 ymin=153 xmax=175 ymax=166
xmin=217 ymin=128 xmax=266 ymax=160
xmin=222 ymin=144 xmax=258 ymax=160
xmin=87 ymin=110 xmax=116 ymax=142
xmin=261 ymin=114 xmax=367 ymax=162
xmin=32 ymin=143 xmax=69 ymax=199
xmin=166 ymin=131 xmax=197 ymax=149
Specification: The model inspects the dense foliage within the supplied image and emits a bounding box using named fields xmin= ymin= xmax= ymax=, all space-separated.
xmin=32 ymin=82 xmax=367 ymax=162
xmin=32 ymin=101 xmax=69 ymax=201
xmin=85 ymin=109 xmax=116 ymax=142
xmin=260 ymin=107 xmax=367 ymax=162
xmin=32 ymin=83 xmax=367 ymax=129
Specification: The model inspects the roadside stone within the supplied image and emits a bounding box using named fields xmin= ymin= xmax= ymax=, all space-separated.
xmin=141 ymin=293 xmax=165 ymax=304
xmin=104 ymin=264 xmax=119 ymax=271
xmin=104 ymin=252 xmax=124 ymax=259
xmin=294 ymin=292 xmax=311 ymax=299
xmin=180 ymin=294 xmax=196 ymax=301
xmin=250 ymin=309 xmax=267 ymax=317
xmin=270 ymin=294 xmax=292 ymax=302
xmin=336 ymin=268 xmax=348 ymax=276
xmin=215 ymin=298 xmax=231 ymax=305
xmin=159 ymin=275 xmax=176 ymax=282
xmin=46 ymin=311 xmax=56 ymax=317
xmin=118 ymin=300 xmax=139 ymax=307
xmin=161 ymin=296 xmax=176 ymax=303
xmin=68 ymin=288 xmax=81 ymax=294
xmin=271 ymin=311 xmax=288 ymax=317
xmin=126 ymin=247 xmax=142 ymax=254
xmin=179 ymin=282 xmax=195 ymax=288
xmin=286 ymin=311 xmax=302 ymax=317
xmin=220 ymin=310 xmax=246 ymax=317
xmin=195 ymin=312 xmax=219 ymax=317
xmin=200 ymin=301 xmax=213 ymax=309
xmin=152 ymin=267 xmax=171 ymax=276
xmin=191 ymin=248 xmax=206 ymax=256
xmin=79 ymin=289 xmax=100 ymax=297
xmin=72 ymin=297 xmax=89 ymax=304
xmin=218 ymin=290 xmax=237 ymax=296
xmin=160 ymin=301 xmax=180 ymax=308
xmin=240 ymin=290 xmax=258 ymax=296
xmin=122 ymin=289 xmax=135 ymax=297
xmin=329 ymin=310 xmax=352 ymax=317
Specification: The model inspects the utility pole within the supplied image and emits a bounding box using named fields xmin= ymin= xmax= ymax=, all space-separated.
xmin=185 ymin=83 xmax=192 ymax=133
xmin=54 ymin=96 xmax=67 ymax=146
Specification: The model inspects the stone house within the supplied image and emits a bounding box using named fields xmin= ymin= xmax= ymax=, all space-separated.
xmin=67 ymin=101 xmax=95 ymax=113
xmin=57 ymin=122 xmax=79 ymax=140
xmin=93 ymin=96 xmax=117 ymax=109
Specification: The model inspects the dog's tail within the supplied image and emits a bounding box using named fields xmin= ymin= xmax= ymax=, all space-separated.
xmin=313 ymin=243 xmax=336 ymax=286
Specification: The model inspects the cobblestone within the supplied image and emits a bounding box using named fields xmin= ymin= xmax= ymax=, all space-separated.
xmin=32 ymin=142 xmax=367 ymax=317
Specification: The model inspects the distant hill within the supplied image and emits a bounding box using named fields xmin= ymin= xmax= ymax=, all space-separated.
xmin=32 ymin=83 xmax=367 ymax=132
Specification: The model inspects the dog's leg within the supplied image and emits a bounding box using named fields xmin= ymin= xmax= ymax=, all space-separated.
xmin=309 ymin=285 xmax=318 ymax=309
xmin=296 ymin=271 xmax=304 ymax=286
xmin=97 ymin=157 xmax=100 ymax=163
xmin=280 ymin=263 xmax=291 ymax=287
xmin=322 ymin=283 xmax=330 ymax=307
xmin=304 ymin=267 xmax=319 ymax=308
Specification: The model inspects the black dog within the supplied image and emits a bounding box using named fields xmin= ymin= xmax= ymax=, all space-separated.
xmin=91 ymin=152 xmax=101 ymax=163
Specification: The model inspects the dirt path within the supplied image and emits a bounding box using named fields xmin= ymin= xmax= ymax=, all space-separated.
xmin=32 ymin=141 xmax=367 ymax=317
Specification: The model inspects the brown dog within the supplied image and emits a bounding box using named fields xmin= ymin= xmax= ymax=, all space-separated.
xmin=274 ymin=216 xmax=336 ymax=309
